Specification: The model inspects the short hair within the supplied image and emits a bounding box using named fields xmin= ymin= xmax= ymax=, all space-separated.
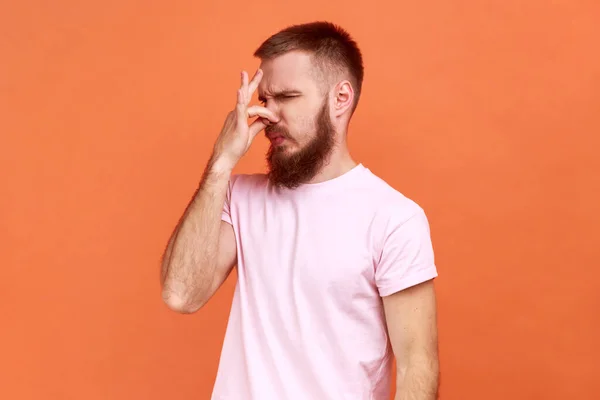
xmin=253 ymin=21 xmax=364 ymax=114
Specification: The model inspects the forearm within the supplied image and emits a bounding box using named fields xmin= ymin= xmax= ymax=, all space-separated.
xmin=394 ymin=357 xmax=439 ymax=400
xmin=160 ymin=153 xmax=232 ymax=311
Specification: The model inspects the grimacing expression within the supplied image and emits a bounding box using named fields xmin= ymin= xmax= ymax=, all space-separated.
xmin=257 ymin=51 xmax=337 ymax=189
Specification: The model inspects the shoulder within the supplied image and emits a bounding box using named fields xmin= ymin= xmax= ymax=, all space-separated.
xmin=360 ymin=167 xmax=427 ymax=224
xmin=358 ymin=169 xmax=435 ymax=263
xmin=226 ymin=172 xmax=269 ymax=201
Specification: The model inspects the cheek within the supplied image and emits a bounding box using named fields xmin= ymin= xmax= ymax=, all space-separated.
xmin=286 ymin=119 xmax=315 ymax=146
xmin=296 ymin=115 xmax=318 ymax=132
xmin=281 ymin=110 xmax=317 ymax=135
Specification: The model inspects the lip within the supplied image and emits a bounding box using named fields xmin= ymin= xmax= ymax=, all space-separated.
xmin=269 ymin=136 xmax=285 ymax=145
xmin=266 ymin=131 xmax=282 ymax=139
xmin=266 ymin=132 xmax=286 ymax=144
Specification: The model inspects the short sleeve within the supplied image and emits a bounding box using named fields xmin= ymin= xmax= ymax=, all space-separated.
xmin=221 ymin=176 xmax=234 ymax=225
xmin=375 ymin=208 xmax=438 ymax=297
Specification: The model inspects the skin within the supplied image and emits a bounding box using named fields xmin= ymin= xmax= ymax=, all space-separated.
xmin=160 ymin=49 xmax=439 ymax=399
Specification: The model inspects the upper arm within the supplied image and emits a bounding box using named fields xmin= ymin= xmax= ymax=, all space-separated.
xmin=374 ymin=206 xmax=439 ymax=373
xmin=208 ymin=175 xmax=238 ymax=295
xmin=382 ymin=280 xmax=439 ymax=374
xmin=208 ymin=220 xmax=238 ymax=294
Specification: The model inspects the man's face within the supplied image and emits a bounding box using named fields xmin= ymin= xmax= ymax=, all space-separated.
xmin=257 ymin=51 xmax=336 ymax=189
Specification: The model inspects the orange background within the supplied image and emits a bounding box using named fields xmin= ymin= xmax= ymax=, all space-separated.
xmin=2 ymin=1 xmax=599 ymax=399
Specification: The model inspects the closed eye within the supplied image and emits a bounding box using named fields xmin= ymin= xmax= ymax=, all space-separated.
xmin=258 ymin=91 xmax=301 ymax=105
xmin=276 ymin=94 xmax=298 ymax=101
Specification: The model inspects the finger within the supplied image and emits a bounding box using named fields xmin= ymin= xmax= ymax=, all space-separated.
xmin=247 ymin=105 xmax=279 ymax=124
xmin=236 ymin=89 xmax=245 ymax=120
xmin=241 ymin=71 xmax=249 ymax=103
xmin=248 ymin=68 xmax=263 ymax=97
xmin=248 ymin=118 xmax=267 ymax=140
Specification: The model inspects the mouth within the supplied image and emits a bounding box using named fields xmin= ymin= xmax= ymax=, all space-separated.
xmin=266 ymin=132 xmax=286 ymax=145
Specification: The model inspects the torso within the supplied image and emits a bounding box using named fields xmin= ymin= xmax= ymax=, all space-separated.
xmin=212 ymin=164 xmax=436 ymax=400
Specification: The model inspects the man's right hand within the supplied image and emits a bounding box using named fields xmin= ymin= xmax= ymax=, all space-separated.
xmin=212 ymin=69 xmax=279 ymax=169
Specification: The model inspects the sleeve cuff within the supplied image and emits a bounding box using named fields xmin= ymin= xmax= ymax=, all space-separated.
xmin=378 ymin=267 xmax=438 ymax=297
xmin=221 ymin=211 xmax=232 ymax=225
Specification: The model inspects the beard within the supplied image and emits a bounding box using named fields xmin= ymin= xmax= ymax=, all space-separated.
xmin=265 ymin=99 xmax=336 ymax=190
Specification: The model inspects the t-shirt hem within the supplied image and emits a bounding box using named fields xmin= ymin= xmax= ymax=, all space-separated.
xmin=378 ymin=267 xmax=438 ymax=297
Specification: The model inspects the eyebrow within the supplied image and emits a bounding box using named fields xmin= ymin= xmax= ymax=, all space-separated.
xmin=258 ymin=89 xmax=302 ymax=102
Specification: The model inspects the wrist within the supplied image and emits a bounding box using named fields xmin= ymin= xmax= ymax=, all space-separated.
xmin=209 ymin=153 xmax=236 ymax=176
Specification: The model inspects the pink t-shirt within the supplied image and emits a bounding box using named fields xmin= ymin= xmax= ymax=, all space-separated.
xmin=212 ymin=163 xmax=438 ymax=400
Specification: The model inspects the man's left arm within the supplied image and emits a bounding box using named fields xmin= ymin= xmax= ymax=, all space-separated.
xmin=374 ymin=207 xmax=440 ymax=399
xmin=382 ymin=279 xmax=439 ymax=400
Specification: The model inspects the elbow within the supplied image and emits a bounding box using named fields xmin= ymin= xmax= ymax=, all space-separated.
xmin=161 ymin=289 xmax=203 ymax=314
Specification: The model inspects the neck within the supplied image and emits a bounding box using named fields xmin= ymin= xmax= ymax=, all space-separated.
xmin=306 ymin=141 xmax=357 ymax=184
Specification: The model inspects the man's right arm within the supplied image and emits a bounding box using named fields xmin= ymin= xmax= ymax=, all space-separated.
xmin=159 ymin=155 xmax=237 ymax=314
xmin=159 ymin=68 xmax=278 ymax=314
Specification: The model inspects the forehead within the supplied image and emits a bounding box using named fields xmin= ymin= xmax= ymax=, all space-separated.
xmin=258 ymin=51 xmax=318 ymax=95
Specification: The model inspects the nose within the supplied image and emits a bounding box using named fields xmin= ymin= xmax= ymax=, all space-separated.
xmin=263 ymin=100 xmax=280 ymax=125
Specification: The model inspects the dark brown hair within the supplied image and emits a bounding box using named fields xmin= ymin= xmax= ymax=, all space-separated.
xmin=254 ymin=21 xmax=364 ymax=113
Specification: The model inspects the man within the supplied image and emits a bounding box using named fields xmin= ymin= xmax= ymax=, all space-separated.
xmin=160 ymin=21 xmax=439 ymax=400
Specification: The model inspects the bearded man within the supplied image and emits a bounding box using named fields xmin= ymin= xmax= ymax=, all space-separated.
xmin=160 ymin=21 xmax=440 ymax=400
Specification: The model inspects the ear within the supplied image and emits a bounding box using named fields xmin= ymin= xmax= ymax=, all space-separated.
xmin=331 ymin=80 xmax=354 ymax=117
